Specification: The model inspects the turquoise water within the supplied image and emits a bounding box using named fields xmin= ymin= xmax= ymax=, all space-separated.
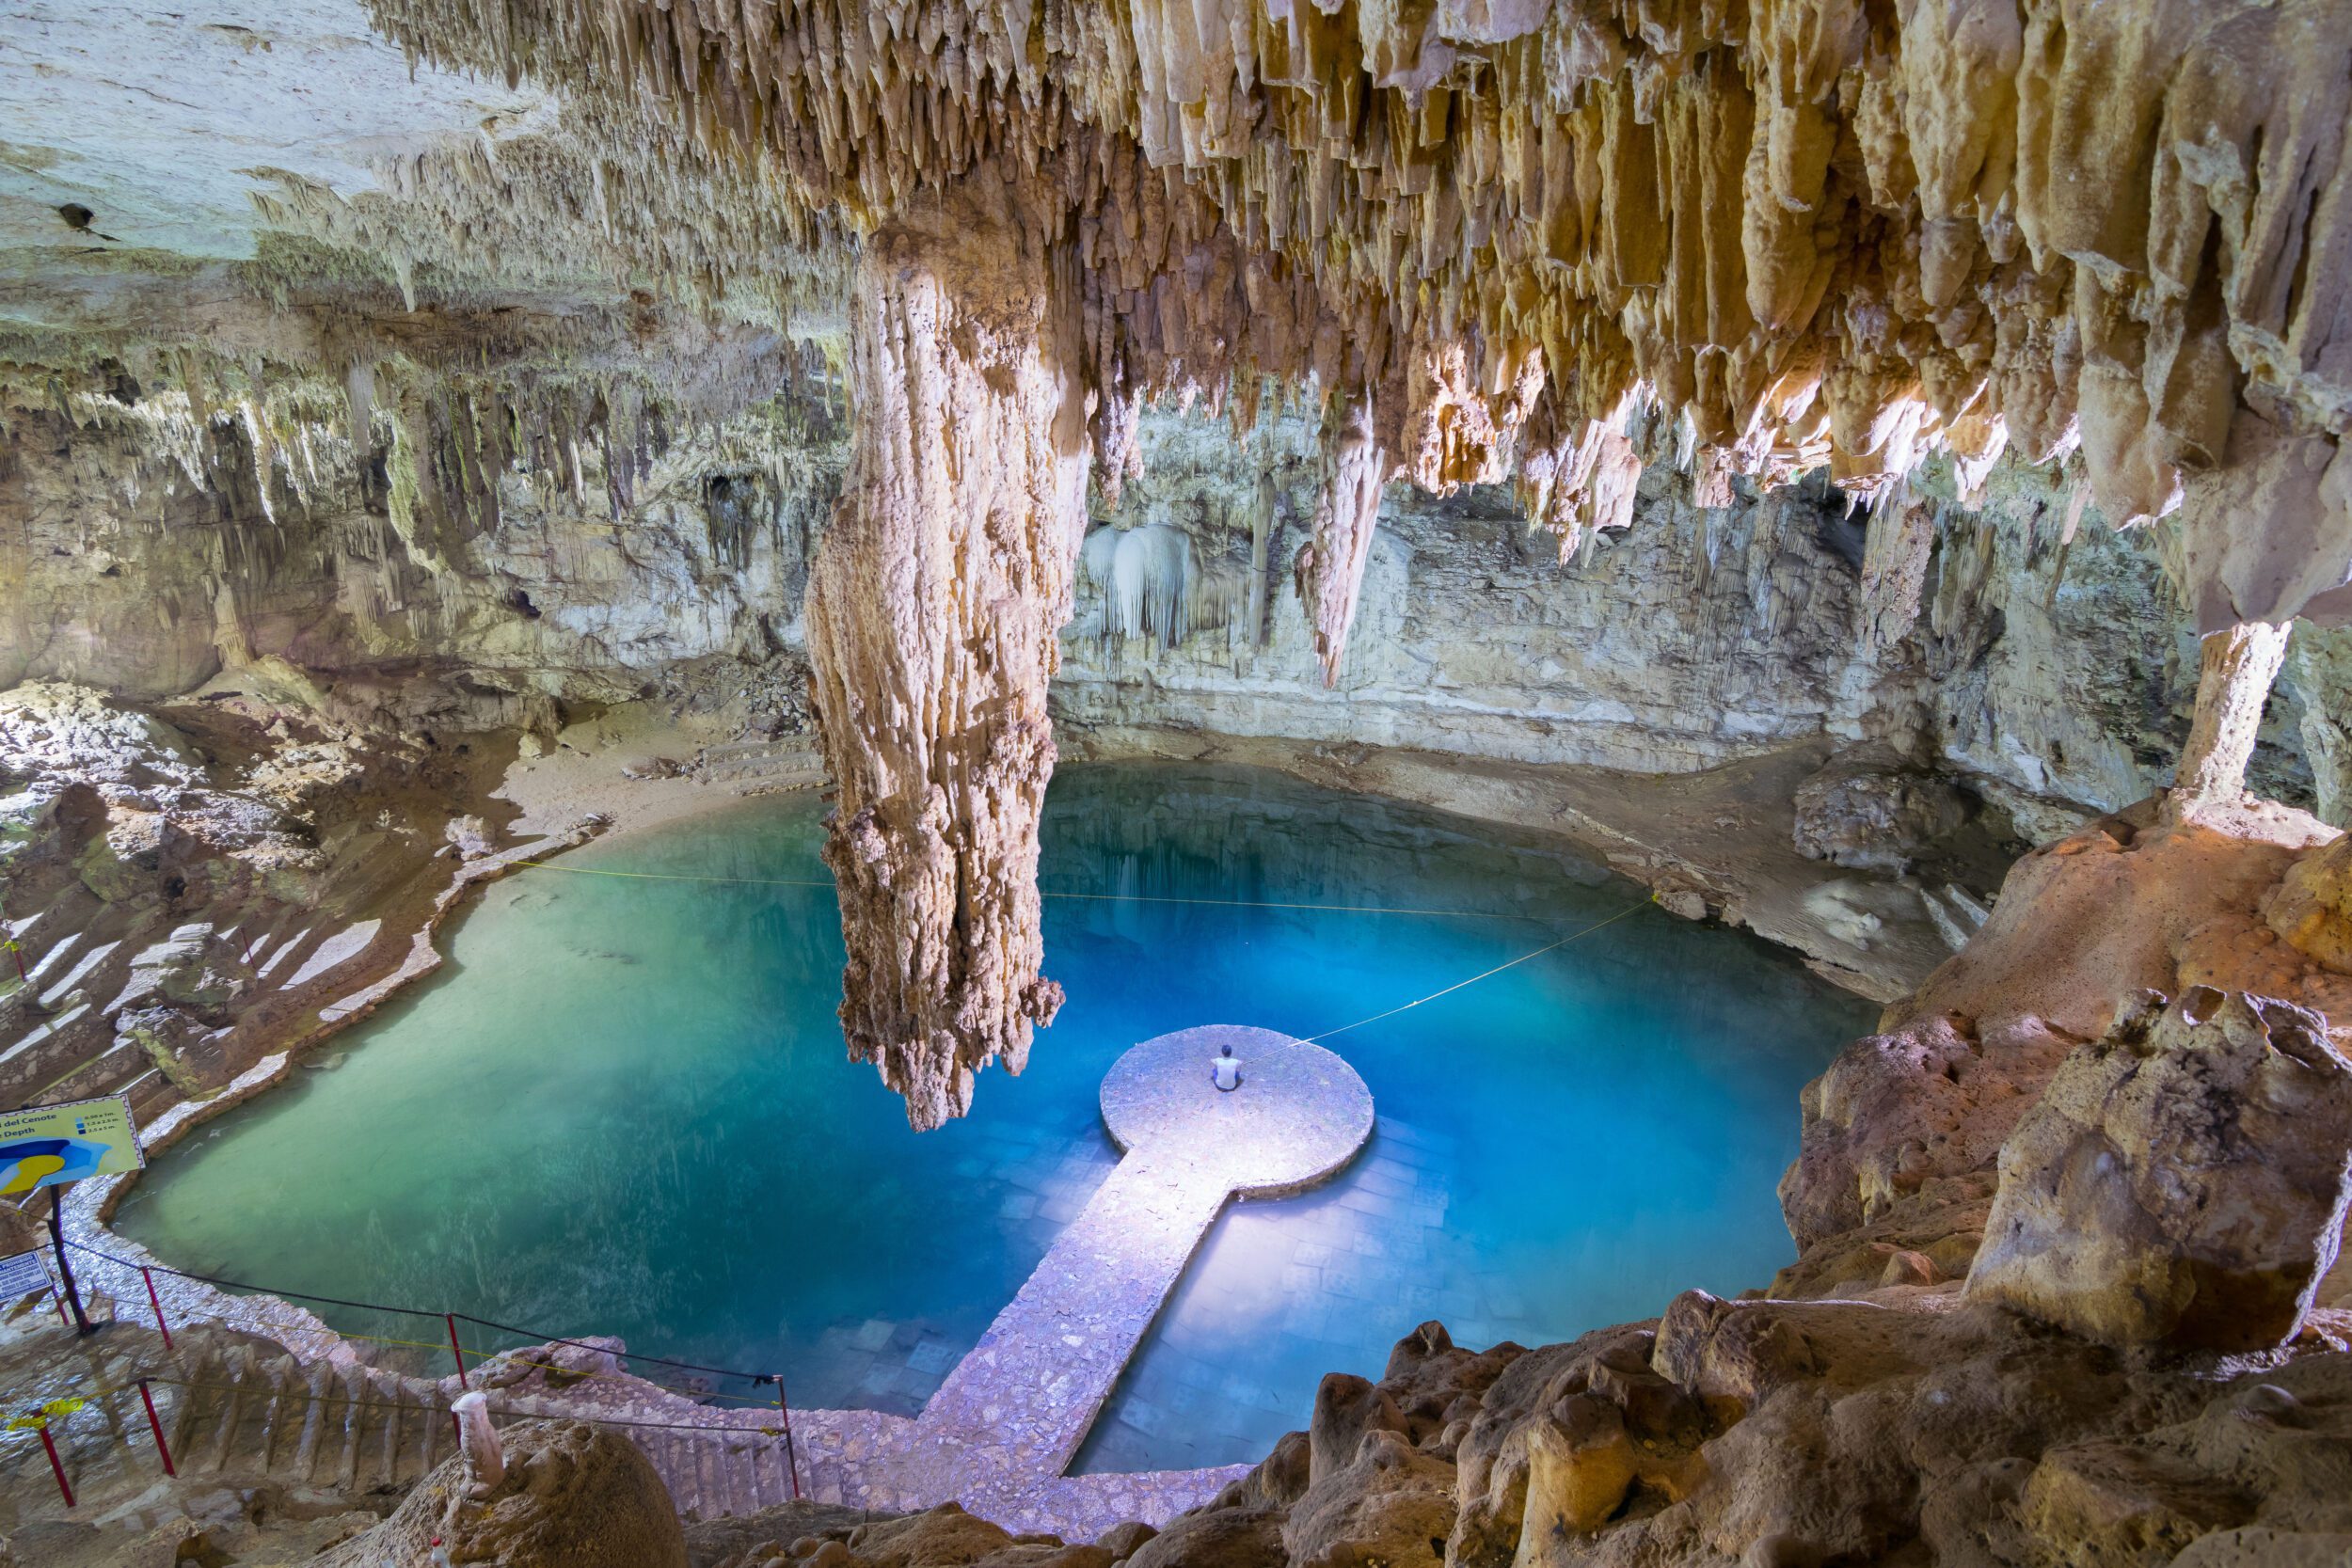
xmin=113 ymin=763 xmax=1871 ymax=1473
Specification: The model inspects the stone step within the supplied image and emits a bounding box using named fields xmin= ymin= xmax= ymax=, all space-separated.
xmin=292 ymin=1356 xmax=335 ymax=1481
xmin=254 ymin=1353 xmax=299 ymax=1474
xmin=333 ymin=1363 xmax=368 ymax=1492
xmin=110 ymin=1329 xmax=801 ymax=1524
xmin=167 ymin=1342 xmax=224 ymax=1465
xmin=199 ymin=1344 xmax=257 ymax=1472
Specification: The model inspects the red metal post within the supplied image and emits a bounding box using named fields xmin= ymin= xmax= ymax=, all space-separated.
xmin=776 ymin=1378 xmax=802 ymax=1500
xmin=141 ymin=1267 xmax=172 ymax=1350
xmin=47 ymin=1284 xmax=69 ymax=1328
xmin=37 ymin=1420 xmax=72 ymax=1507
xmin=137 ymin=1380 xmax=176 ymax=1477
xmin=445 ymin=1313 xmax=469 ymax=1388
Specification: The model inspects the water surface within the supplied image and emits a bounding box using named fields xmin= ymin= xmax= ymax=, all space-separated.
xmin=116 ymin=764 xmax=1872 ymax=1473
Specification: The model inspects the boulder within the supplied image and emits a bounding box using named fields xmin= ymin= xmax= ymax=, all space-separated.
xmin=1281 ymin=1428 xmax=1456 ymax=1568
xmin=1778 ymin=1014 xmax=2075 ymax=1252
xmin=2021 ymin=1441 xmax=2252 ymax=1561
xmin=114 ymin=1006 xmax=234 ymax=1095
xmin=1308 ymin=1372 xmax=1407 ymax=1484
xmin=1122 ymin=1509 xmax=1286 ymax=1568
xmin=2173 ymin=1529 xmax=2352 ymax=1567
xmin=1089 ymin=1521 xmax=1156 ymax=1561
xmin=1378 ymin=1322 xmax=1523 ymax=1451
xmin=1965 ymin=990 xmax=2352 ymax=1351
xmin=1208 ymin=1428 xmax=1311 ymax=1512
xmin=2265 ymin=832 xmax=2352 ymax=973
xmin=1791 ymin=751 xmax=1971 ymax=873
xmin=844 ymin=1505 xmax=1020 ymax=1568
xmin=314 ymin=1419 xmax=685 ymax=1568
xmin=1517 ymin=1394 xmax=1637 ymax=1540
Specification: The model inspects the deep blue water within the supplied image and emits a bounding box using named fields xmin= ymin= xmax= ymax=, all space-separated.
xmin=113 ymin=763 xmax=1870 ymax=1473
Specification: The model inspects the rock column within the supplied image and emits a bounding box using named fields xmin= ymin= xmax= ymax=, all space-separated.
xmin=2169 ymin=620 xmax=2293 ymax=817
xmin=803 ymin=169 xmax=1091 ymax=1130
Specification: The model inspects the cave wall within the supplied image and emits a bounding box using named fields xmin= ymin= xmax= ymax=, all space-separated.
xmin=1056 ymin=408 xmax=2352 ymax=835
xmin=0 ymin=390 xmax=845 ymax=727
xmin=6 ymin=387 xmax=2347 ymax=844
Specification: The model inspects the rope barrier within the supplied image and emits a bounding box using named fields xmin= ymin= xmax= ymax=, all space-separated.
xmin=5 ymin=1370 xmax=793 ymax=1462
xmin=63 ymin=1239 xmax=778 ymax=1388
xmin=141 ymin=1376 xmax=789 ymax=1437
xmin=1301 ymin=901 xmax=1647 ymax=1044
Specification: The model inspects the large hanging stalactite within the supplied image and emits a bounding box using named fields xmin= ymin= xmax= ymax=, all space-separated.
xmin=1293 ymin=388 xmax=1392 ymax=688
xmin=802 ymin=166 xmax=1092 ymax=1130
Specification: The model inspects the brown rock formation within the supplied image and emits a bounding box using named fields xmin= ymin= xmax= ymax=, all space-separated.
xmin=317 ymin=1419 xmax=687 ymax=1568
xmin=1964 ymin=987 xmax=2352 ymax=1352
xmin=803 ymin=166 xmax=1091 ymax=1128
xmin=2269 ymin=832 xmax=2352 ymax=971
xmin=1779 ymin=791 xmax=2352 ymax=1297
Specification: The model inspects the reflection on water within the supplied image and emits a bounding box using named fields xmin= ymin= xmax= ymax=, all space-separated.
xmin=115 ymin=763 xmax=1872 ymax=1473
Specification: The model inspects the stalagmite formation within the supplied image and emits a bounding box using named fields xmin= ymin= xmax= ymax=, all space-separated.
xmin=1294 ymin=391 xmax=1392 ymax=688
xmin=2169 ymin=620 xmax=2294 ymax=817
xmin=802 ymin=166 xmax=1091 ymax=1129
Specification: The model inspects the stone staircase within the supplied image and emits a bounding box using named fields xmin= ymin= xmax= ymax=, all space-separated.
xmin=1 ymin=1321 xmax=812 ymax=1532
xmin=162 ymin=1337 xmax=462 ymax=1496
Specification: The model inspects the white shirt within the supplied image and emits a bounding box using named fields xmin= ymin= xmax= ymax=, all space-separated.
xmin=1212 ymin=1054 xmax=1242 ymax=1089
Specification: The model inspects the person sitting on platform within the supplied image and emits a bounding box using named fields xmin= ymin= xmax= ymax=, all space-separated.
xmin=1211 ymin=1043 xmax=1244 ymax=1092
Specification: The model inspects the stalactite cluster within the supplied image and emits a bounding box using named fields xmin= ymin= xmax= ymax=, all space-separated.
xmin=2 ymin=299 xmax=825 ymax=546
xmin=365 ymin=0 xmax=2352 ymax=635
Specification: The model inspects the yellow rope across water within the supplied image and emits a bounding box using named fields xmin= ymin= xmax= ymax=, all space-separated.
xmin=1300 ymin=901 xmax=1650 ymax=1045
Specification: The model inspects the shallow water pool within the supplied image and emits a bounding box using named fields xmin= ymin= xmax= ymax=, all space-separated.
xmin=114 ymin=763 xmax=1872 ymax=1474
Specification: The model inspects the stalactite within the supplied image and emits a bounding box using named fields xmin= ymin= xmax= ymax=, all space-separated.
xmin=802 ymin=166 xmax=1090 ymax=1130
xmin=1248 ymin=465 xmax=1276 ymax=650
xmin=1293 ymin=388 xmax=1391 ymax=688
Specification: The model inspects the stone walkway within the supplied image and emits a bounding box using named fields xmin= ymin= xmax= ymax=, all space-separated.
xmin=64 ymin=1024 xmax=1375 ymax=1542
xmin=891 ymin=1025 xmax=1375 ymax=1524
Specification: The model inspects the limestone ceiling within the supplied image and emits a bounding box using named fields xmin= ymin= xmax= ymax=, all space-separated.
xmin=0 ymin=1 xmax=544 ymax=267
xmin=343 ymin=0 xmax=2352 ymax=629
xmin=5 ymin=1 xmax=2352 ymax=629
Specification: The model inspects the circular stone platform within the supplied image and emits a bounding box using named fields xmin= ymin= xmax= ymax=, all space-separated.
xmin=1100 ymin=1024 xmax=1375 ymax=1196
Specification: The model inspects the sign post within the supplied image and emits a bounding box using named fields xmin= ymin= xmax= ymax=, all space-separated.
xmin=1 ymin=1095 xmax=146 ymax=1337
xmin=46 ymin=1193 xmax=87 ymax=1332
